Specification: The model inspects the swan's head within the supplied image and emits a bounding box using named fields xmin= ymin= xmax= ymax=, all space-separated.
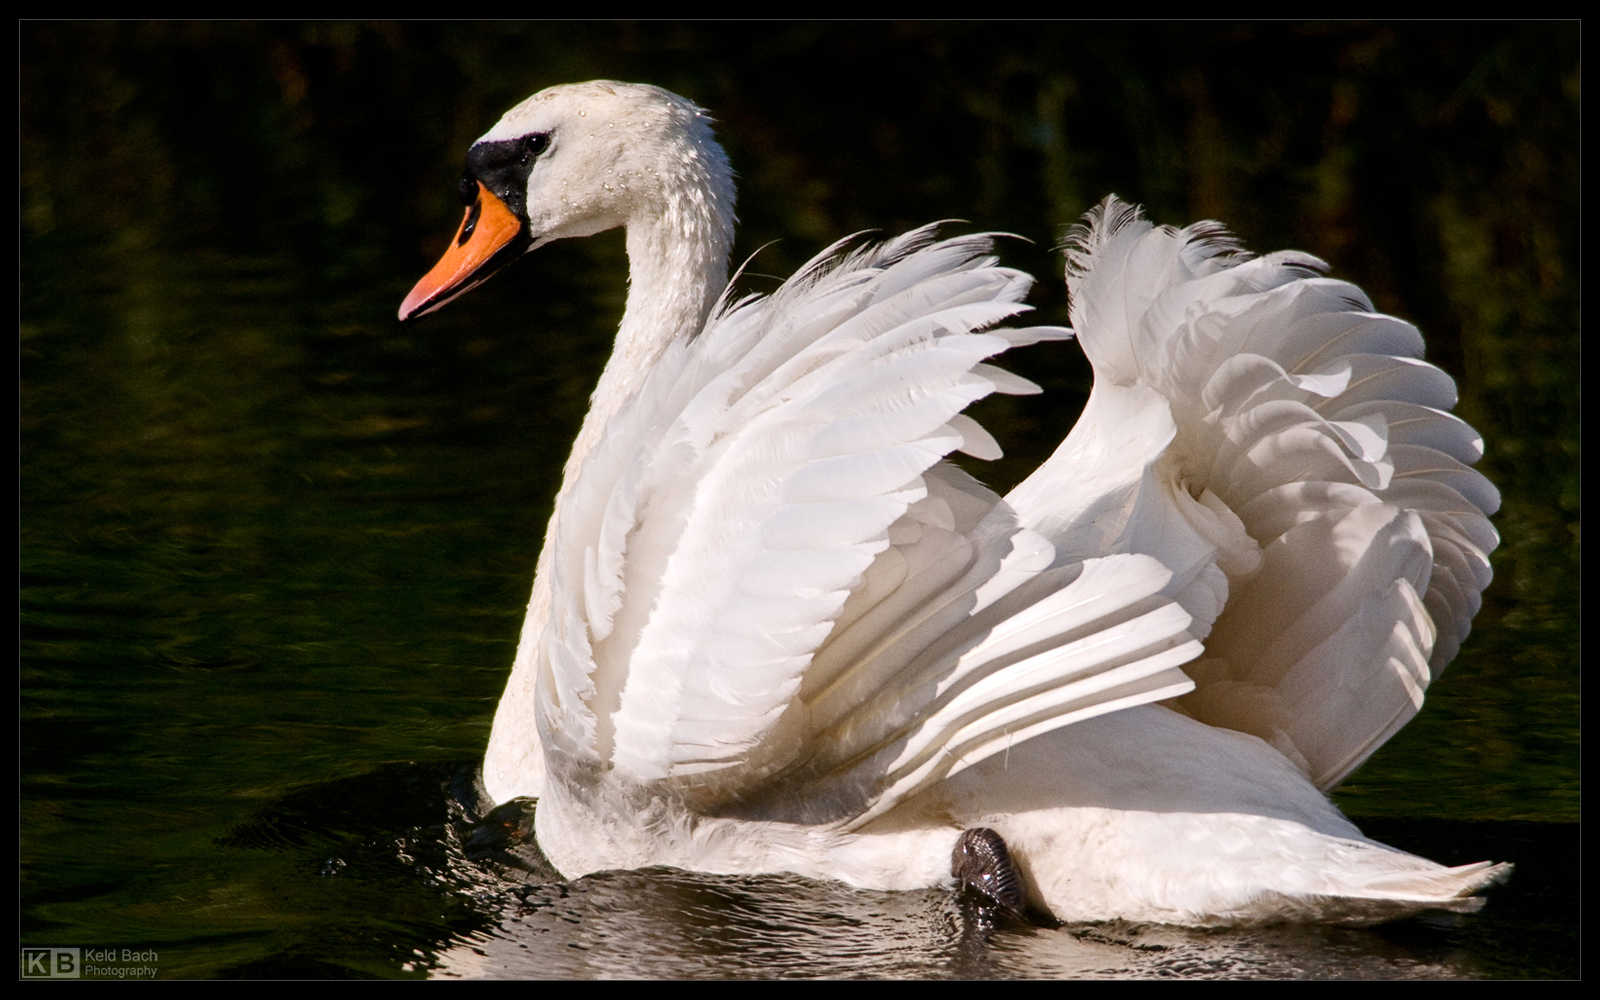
xmin=400 ymin=81 xmax=735 ymax=322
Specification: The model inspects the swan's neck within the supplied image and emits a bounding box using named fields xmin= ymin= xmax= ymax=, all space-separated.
xmin=561 ymin=173 xmax=734 ymax=486
xmin=483 ymin=120 xmax=736 ymax=805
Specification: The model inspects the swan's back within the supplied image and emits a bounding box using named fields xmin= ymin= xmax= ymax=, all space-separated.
xmin=522 ymin=207 xmax=1502 ymax=917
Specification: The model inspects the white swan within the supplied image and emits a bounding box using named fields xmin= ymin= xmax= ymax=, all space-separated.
xmin=400 ymin=81 xmax=1507 ymax=926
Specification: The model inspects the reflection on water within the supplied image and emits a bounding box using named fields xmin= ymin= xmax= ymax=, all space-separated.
xmin=434 ymin=867 xmax=1509 ymax=980
xmin=216 ymin=762 xmax=1572 ymax=980
xmin=434 ymin=866 xmax=1512 ymax=980
xmin=23 ymin=24 xmax=1576 ymax=978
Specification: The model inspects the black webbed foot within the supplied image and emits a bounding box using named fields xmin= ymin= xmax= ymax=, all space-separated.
xmin=951 ymin=827 xmax=1027 ymax=914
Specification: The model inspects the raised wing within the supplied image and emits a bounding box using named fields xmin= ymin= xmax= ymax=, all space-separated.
xmin=1010 ymin=197 xmax=1498 ymax=790
xmin=535 ymin=229 xmax=1201 ymax=819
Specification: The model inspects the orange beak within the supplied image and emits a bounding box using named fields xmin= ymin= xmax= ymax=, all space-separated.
xmin=399 ymin=182 xmax=527 ymax=322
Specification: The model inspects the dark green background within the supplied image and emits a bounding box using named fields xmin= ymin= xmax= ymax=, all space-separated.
xmin=22 ymin=22 xmax=1576 ymax=978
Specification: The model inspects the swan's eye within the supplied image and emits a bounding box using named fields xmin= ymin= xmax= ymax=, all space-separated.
xmin=521 ymin=134 xmax=550 ymax=162
xmin=458 ymin=172 xmax=478 ymax=206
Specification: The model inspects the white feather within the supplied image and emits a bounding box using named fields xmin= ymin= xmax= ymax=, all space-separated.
xmin=432 ymin=83 xmax=1506 ymax=925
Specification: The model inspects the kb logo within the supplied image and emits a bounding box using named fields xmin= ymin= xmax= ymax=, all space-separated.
xmin=21 ymin=948 xmax=80 ymax=978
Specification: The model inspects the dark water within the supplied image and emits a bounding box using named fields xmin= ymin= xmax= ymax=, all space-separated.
xmin=22 ymin=24 xmax=1577 ymax=978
